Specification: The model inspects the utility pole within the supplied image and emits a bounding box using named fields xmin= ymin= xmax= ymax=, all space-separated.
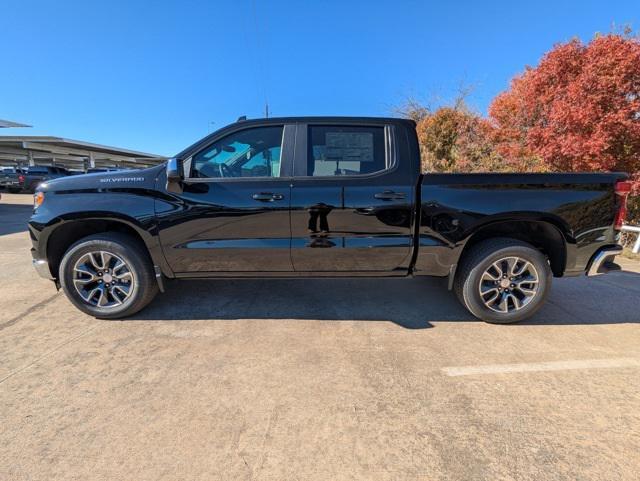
xmin=265 ymin=102 xmax=269 ymax=118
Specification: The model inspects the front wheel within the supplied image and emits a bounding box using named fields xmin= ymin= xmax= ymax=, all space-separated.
xmin=59 ymin=233 xmax=158 ymax=319
xmin=454 ymin=238 xmax=552 ymax=324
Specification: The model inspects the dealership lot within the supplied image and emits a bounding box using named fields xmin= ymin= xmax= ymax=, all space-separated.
xmin=1 ymin=192 xmax=639 ymax=481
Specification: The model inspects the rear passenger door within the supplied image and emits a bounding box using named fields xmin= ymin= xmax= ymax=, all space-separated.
xmin=289 ymin=122 xmax=414 ymax=274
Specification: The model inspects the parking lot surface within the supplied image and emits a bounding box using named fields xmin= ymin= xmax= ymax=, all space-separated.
xmin=1 ymin=192 xmax=639 ymax=481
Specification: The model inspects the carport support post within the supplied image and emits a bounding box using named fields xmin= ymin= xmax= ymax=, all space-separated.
xmin=27 ymin=151 xmax=35 ymax=167
xmin=89 ymin=152 xmax=95 ymax=171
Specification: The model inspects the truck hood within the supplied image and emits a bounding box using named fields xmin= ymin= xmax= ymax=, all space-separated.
xmin=37 ymin=164 xmax=166 ymax=192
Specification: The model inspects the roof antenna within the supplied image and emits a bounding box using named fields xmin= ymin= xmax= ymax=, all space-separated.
xmin=237 ymin=115 xmax=247 ymax=122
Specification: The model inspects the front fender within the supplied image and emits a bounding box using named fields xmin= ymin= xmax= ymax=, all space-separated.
xmin=28 ymin=190 xmax=172 ymax=279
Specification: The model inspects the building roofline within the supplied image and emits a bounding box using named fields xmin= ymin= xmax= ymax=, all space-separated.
xmin=0 ymin=119 xmax=32 ymax=128
xmin=0 ymin=136 xmax=162 ymax=158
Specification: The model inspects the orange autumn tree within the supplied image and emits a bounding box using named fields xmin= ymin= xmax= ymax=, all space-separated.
xmin=401 ymin=94 xmax=506 ymax=173
xmin=402 ymin=32 xmax=640 ymax=224
xmin=418 ymin=105 xmax=504 ymax=173
xmin=489 ymin=32 xmax=640 ymax=185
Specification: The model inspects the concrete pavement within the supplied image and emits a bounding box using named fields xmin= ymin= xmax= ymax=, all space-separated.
xmin=1 ymin=192 xmax=639 ymax=481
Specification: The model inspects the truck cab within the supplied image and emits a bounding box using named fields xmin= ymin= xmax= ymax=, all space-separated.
xmin=158 ymin=117 xmax=418 ymax=275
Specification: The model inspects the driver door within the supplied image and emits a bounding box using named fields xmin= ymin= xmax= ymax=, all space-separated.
xmin=157 ymin=124 xmax=295 ymax=274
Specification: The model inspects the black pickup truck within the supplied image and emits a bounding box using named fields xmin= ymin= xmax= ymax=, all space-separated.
xmin=28 ymin=117 xmax=631 ymax=323
xmin=18 ymin=166 xmax=71 ymax=193
xmin=0 ymin=167 xmax=25 ymax=192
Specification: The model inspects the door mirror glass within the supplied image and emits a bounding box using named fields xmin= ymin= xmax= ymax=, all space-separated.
xmin=166 ymin=158 xmax=183 ymax=193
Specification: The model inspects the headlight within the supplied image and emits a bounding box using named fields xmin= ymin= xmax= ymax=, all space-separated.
xmin=34 ymin=191 xmax=45 ymax=209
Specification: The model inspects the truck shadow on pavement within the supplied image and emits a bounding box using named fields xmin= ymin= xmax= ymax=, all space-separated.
xmin=0 ymin=203 xmax=32 ymax=235
xmin=131 ymin=271 xmax=640 ymax=329
xmin=133 ymin=277 xmax=459 ymax=329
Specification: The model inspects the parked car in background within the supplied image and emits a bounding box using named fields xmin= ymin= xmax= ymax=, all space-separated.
xmin=18 ymin=166 xmax=71 ymax=193
xmin=0 ymin=167 xmax=26 ymax=193
xmin=29 ymin=117 xmax=630 ymax=323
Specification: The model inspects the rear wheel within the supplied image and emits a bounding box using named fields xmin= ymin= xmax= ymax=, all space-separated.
xmin=59 ymin=233 xmax=158 ymax=319
xmin=454 ymin=238 xmax=552 ymax=323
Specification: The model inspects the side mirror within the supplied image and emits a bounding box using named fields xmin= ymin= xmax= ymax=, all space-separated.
xmin=166 ymin=157 xmax=183 ymax=194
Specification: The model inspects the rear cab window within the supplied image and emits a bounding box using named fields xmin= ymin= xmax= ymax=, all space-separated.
xmin=307 ymin=125 xmax=387 ymax=177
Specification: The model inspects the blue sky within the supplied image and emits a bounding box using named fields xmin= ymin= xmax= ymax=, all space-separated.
xmin=2 ymin=0 xmax=638 ymax=156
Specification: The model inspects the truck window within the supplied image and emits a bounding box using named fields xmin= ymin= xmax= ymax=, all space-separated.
xmin=307 ymin=125 xmax=386 ymax=177
xmin=191 ymin=126 xmax=284 ymax=179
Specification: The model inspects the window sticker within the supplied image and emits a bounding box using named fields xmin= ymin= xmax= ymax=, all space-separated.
xmin=324 ymin=132 xmax=374 ymax=163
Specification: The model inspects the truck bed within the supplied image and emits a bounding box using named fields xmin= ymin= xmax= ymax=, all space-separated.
xmin=414 ymin=172 xmax=627 ymax=277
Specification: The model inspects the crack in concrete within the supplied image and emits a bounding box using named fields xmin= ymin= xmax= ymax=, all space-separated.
xmin=0 ymin=323 xmax=102 ymax=385
xmin=0 ymin=292 xmax=60 ymax=332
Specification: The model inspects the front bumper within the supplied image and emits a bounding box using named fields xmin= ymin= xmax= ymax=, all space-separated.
xmin=32 ymin=258 xmax=55 ymax=280
xmin=586 ymin=245 xmax=623 ymax=276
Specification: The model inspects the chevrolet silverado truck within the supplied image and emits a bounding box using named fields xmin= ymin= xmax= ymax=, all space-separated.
xmin=28 ymin=117 xmax=631 ymax=323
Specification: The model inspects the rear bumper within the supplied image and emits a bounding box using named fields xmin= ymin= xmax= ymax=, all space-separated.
xmin=586 ymin=245 xmax=623 ymax=276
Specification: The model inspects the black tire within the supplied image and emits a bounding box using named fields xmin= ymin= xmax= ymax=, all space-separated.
xmin=454 ymin=238 xmax=552 ymax=324
xmin=59 ymin=232 xmax=158 ymax=319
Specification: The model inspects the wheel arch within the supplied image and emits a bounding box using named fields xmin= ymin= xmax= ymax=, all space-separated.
xmin=43 ymin=214 xmax=168 ymax=281
xmin=459 ymin=219 xmax=568 ymax=277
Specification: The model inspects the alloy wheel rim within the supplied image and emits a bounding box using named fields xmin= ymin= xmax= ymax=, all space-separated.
xmin=478 ymin=256 xmax=539 ymax=313
xmin=72 ymin=251 xmax=135 ymax=308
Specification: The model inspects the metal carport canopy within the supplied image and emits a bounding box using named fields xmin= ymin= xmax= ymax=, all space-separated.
xmin=0 ymin=136 xmax=166 ymax=170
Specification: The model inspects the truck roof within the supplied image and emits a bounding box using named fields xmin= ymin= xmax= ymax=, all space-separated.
xmin=233 ymin=116 xmax=416 ymax=125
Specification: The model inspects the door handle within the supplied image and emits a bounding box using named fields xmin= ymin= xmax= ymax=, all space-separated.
xmin=374 ymin=190 xmax=406 ymax=201
xmin=252 ymin=192 xmax=284 ymax=202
